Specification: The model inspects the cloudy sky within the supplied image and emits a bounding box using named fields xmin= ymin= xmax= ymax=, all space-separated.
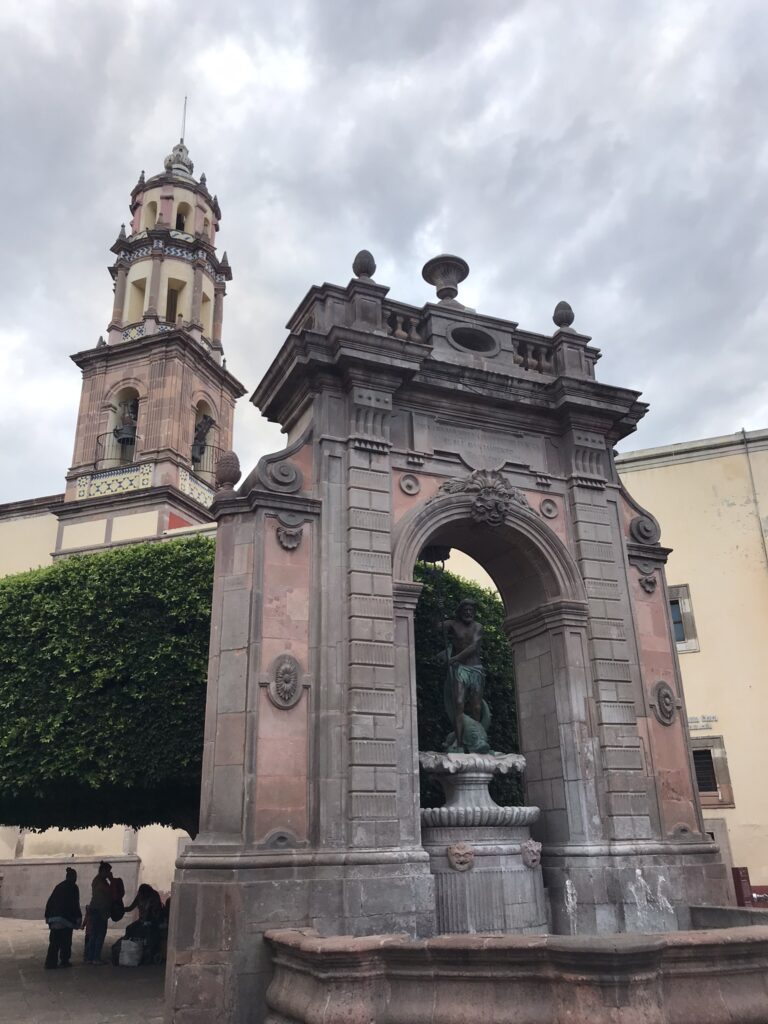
xmin=1 ymin=0 xmax=767 ymax=504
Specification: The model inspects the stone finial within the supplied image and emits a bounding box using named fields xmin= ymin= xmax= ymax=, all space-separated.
xmin=200 ymin=172 xmax=207 ymax=187
xmin=163 ymin=140 xmax=194 ymax=177
xmin=96 ymin=335 xmax=106 ymax=348
xmin=118 ymin=223 xmax=126 ymax=239
xmin=137 ymin=170 xmax=145 ymax=186
xmin=215 ymin=450 xmax=241 ymax=491
xmin=352 ymin=249 xmax=376 ymax=280
xmin=220 ymin=251 xmax=230 ymax=267
xmin=422 ymin=254 xmax=469 ymax=304
xmin=553 ymin=300 xmax=575 ymax=330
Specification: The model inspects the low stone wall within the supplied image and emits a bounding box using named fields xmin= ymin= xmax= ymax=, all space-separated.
xmin=0 ymin=855 xmax=140 ymax=918
xmin=690 ymin=904 xmax=768 ymax=928
xmin=264 ymin=926 xmax=768 ymax=1024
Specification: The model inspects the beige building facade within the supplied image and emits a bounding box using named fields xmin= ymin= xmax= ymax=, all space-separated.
xmin=616 ymin=429 xmax=768 ymax=889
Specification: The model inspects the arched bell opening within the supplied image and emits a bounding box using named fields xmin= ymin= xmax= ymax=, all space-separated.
xmin=190 ymin=400 xmax=217 ymax=483
xmin=97 ymin=386 xmax=140 ymax=469
xmin=392 ymin=494 xmax=593 ymax=849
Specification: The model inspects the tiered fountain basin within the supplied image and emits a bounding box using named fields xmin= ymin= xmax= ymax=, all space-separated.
xmin=264 ymin=926 xmax=768 ymax=1024
xmin=419 ymin=751 xmax=547 ymax=935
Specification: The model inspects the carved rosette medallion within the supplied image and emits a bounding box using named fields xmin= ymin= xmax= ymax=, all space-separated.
xmin=446 ymin=842 xmax=475 ymax=872
xmin=539 ymin=498 xmax=558 ymax=519
xmin=520 ymin=839 xmax=542 ymax=868
xmin=276 ymin=525 xmax=303 ymax=551
xmin=650 ymin=680 xmax=679 ymax=726
xmin=268 ymin=654 xmax=303 ymax=710
xmin=434 ymin=469 xmax=539 ymax=526
xmin=399 ymin=473 xmax=421 ymax=495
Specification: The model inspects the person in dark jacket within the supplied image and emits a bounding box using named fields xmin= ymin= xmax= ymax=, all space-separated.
xmin=44 ymin=867 xmax=82 ymax=969
xmin=85 ymin=860 xmax=112 ymax=964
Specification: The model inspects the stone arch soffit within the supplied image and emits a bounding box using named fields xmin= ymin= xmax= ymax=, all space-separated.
xmin=392 ymin=493 xmax=587 ymax=618
xmin=190 ymin=389 xmax=221 ymax=422
xmin=101 ymin=377 xmax=148 ymax=408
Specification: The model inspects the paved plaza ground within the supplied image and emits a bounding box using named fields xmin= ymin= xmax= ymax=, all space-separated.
xmin=0 ymin=918 xmax=165 ymax=1024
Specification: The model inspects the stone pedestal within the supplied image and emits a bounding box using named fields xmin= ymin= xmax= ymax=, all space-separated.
xmin=419 ymin=752 xmax=548 ymax=934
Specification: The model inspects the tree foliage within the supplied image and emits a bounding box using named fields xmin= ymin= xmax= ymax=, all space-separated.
xmin=414 ymin=561 xmax=521 ymax=806
xmin=0 ymin=537 xmax=215 ymax=836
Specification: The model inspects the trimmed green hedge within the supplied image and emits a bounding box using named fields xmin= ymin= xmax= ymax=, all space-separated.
xmin=0 ymin=537 xmax=215 ymax=835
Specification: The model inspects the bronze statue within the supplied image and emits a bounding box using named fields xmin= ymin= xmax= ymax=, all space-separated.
xmin=439 ymin=599 xmax=492 ymax=753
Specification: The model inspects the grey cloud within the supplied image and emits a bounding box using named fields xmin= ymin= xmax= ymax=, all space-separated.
xmin=1 ymin=1 xmax=767 ymax=501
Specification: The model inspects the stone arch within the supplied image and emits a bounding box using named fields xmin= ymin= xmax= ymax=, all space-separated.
xmin=392 ymin=492 xmax=588 ymax=618
xmin=392 ymin=492 xmax=597 ymax=851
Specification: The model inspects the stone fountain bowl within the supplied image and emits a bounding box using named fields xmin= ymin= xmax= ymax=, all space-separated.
xmin=419 ymin=750 xmax=539 ymax=829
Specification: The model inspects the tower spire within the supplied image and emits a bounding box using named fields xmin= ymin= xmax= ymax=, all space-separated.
xmin=180 ymin=95 xmax=188 ymax=144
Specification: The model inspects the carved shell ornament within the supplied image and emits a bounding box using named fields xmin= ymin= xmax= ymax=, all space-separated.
xmin=268 ymin=655 xmax=303 ymax=709
xmin=276 ymin=525 xmax=303 ymax=551
xmin=434 ymin=469 xmax=539 ymax=526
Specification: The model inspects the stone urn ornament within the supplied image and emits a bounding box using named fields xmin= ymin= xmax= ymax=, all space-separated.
xmin=422 ymin=254 xmax=470 ymax=306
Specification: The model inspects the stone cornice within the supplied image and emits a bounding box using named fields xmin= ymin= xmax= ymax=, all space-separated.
xmin=617 ymin=427 xmax=768 ymax=472
xmin=70 ymin=330 xmax=246 ymax=398
xmin=54 ymin=485 xmax=215 ymax=523
xmin=504 ymin=599 xmax=590 ymax=644
xmin=211 ymin=488 xmax=322 ymax=520
xmin=110 ymin=228 xmax=232 ymax=281
xmin=0 ymin=492 xmax=64 ymax=521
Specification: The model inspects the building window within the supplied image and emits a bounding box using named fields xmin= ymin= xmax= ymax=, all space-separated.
xmin=692 ymin=749 xmax=717 ymax=792
xmin=690 ymin=736 xmax=734 ymax=808
xmin=668 ymin=584 xmax=699 ymax=653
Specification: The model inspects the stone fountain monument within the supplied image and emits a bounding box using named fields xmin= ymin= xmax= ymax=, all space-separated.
xmin=164 ymin=253 xmax=767 ymax=1024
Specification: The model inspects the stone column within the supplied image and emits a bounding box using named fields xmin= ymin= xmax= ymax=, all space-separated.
xmin=109 ymin=261 xmax=128 ymax=328
xmin=146 ymin=253 xmax=163 ymax=317
xmin=213 ymin=285 xmax=225 ymax=345
xmin=191 ymin=258 xmax=205 ymax=327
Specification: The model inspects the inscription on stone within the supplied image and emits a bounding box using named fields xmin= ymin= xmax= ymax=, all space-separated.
xmin=426 ymin=421 xmax=545 ymax=472
xmin=688 ymin=715 xmax=718 ymax=731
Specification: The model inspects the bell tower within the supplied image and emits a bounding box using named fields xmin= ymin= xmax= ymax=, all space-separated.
xmin=57 ymin=141 xmax=246 ymax=553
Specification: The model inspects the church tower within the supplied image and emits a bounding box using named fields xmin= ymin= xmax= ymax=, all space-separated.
xmin=59 ymin=141 xmax=246 ymax=551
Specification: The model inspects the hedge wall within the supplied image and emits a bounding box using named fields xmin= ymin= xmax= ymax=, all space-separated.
xmin=0 ymin=536 xmax=215 ymax=835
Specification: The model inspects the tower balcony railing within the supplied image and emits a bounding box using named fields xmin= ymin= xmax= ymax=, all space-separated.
xmin=95 ymin=430 xmax=137 ymax=470
xmin=190 ymin=443 xmax=222 ymax=485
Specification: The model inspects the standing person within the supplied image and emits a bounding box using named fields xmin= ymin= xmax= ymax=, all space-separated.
xmin=43 ymin=867 xmax=82 ymax=969
xmin=85 ymin=861 xmax=112 ymax=965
